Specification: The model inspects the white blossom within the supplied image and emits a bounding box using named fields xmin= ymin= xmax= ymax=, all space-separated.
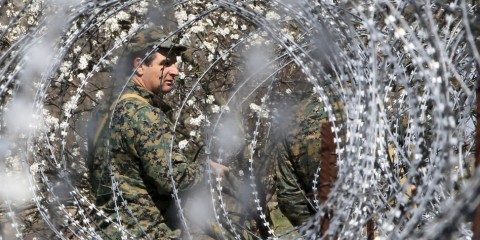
xmin=187 ymin=14 xmax=197 ymax=22
xmin=221 ymin=105 xmax=230 ymax=112
xmin=178 ymin=140 xmax=189 ymax=150
xmin=189 ymin=115 xmax=203 ymax=126
xmin=216 ymin=27 xmax=230 ymax=37
xmin=220 ymin=12 xmax=230 ymax=20
xmin=206 ymin=95 xmax=215 ymax=104
xmin=281 ymin=28 xmax=296 ymax=41
xmin=260 ymin=96 xmax=267 ymax=103
xmin=110 ymin=56 xmax=118 ymax=65
xmin=211 ymin=104 xmax=220 ymax=113
xmin=249 ymin=103 xmax=261 ymax=112
xmin=249 ymin=103 xmax=269 ymax=118
xmin=203 ymin=41 xmax=216 ymax=53
xmin=59 ymin=61 xmax=72 ymax=75
xmin=115 ymin=11 xmax=130 ymax=21
xmin=105 ymin=17 xmax=120 ymax=33
xmin=30 ymin=163 xmax=39 ymax=173
xmin=191 ymin=24 xmax=205 ymax=33
xmin=206 ymin=18 xmax=213 ymax=26
xmin=95 ymin=91 xmax=104 ymax=101
xmin=27 ymin=16 xmax=36 ymax=25
xmin=249 ymin=4 xmax=265 ymax=14
xmin=63 ymin=97 xmax=78 ymax=118
xmin=186 ymin=97 xmax=196 ymax=106
xmin=43 ymin=109 xmax=59 ymax=130
xmin=77 ymin=73 xmax=86 ymax=81
xmin=394 ymin=27 xmax=406 ymax=39
xmin=265 ymin=11 xmax=281 ymax=21
xmin=207 ymin=54 xmax=214 ymax=62
xmin=176 ymin=55 xmax=183 ymax=64
xmin=133 ymin=0 xmax=149 ymax=14
xmin=49 ymin=133 xmax=57 ymax=142
xmin=175 ymin=10 xmax=188 ymax=25
xmin=78 ymin=54 xmax=92 ymax=70
xmin=179 ymin=72 xmax=186 ymax=80
xmin=189 ymin=114 xmax=210 ymax=126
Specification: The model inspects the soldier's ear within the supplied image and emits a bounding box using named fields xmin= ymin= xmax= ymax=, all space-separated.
xmin=133 ymin=57 xmax=144 ymax=75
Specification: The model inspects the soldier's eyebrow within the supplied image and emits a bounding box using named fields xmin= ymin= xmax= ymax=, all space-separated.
xmin=159 ymin=56 xmax=176 ymax=66
xmin=159 ymin=59 xmax=168 ymax=65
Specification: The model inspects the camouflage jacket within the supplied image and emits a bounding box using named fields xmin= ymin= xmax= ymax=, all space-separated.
xmin=89 ymin=82 xmax=205 ymax=239
xmin=275 ymin=95 xmax=338 ymax=227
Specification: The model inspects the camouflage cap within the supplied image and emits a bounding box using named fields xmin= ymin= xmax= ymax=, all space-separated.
xmin=126 ymin=26 xmax=187 ymax=54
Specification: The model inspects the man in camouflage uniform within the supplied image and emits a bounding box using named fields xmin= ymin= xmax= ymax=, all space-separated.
xmin=275 ymin=94 xmax=338 ymax=236
xmin=88 ymin=26 xmax=229 ymax=239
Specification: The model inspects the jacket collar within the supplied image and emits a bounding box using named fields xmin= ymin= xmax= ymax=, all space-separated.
xmin=124 ymin=82 xmax=173 ymax=113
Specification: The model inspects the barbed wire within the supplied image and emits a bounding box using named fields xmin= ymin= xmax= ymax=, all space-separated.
xmin=0 ymin=0 xmax=478 ymax=239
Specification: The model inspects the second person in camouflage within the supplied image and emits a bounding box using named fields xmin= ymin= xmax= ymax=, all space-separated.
xmin=275 ymin=94 xmax=338 ymax=237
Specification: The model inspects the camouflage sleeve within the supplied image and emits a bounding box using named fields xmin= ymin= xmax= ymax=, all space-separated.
xmin=127 ymin=105 xmax=205 ymax=194
xmin=276 ymin=143 xmax=314 ymax=226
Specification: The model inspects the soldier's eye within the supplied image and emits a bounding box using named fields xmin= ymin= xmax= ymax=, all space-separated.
xmin=160 ymin=59 xmax=173 ymax=66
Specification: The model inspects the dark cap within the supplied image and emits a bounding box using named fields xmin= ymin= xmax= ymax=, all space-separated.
xmin=126 ymin=26 xmax=187 ymax=54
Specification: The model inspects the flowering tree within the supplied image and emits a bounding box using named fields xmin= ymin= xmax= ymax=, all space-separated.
xmin=0 ymin=0 xmax=479 ymax=239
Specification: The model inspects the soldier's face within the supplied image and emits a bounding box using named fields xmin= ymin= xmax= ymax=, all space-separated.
xmin=140 ymin=50 xmax=179 ymax=94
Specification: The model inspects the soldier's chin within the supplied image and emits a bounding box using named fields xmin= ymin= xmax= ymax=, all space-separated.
xmin=161 ymin=85 xmax=173 ymax=93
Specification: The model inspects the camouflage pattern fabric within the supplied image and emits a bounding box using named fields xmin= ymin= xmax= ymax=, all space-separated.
xmin=275 ymin=95 xmax=338 ymax=229
xmin=89 ymin=81 xmax=205 ymax=239
xmin=126 ymin=26 xmax=187 ymax=54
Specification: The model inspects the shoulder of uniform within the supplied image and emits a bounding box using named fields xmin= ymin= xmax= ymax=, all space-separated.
xmin=115 ymin=96 xmax=151 ymax=112
xmin=121 ymin=95 xmax=150 ymax=104
xmin=129 ymin=102 xmax=168 ymax=122
xmin=111 ymin=97 xmax=154 ymax=121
